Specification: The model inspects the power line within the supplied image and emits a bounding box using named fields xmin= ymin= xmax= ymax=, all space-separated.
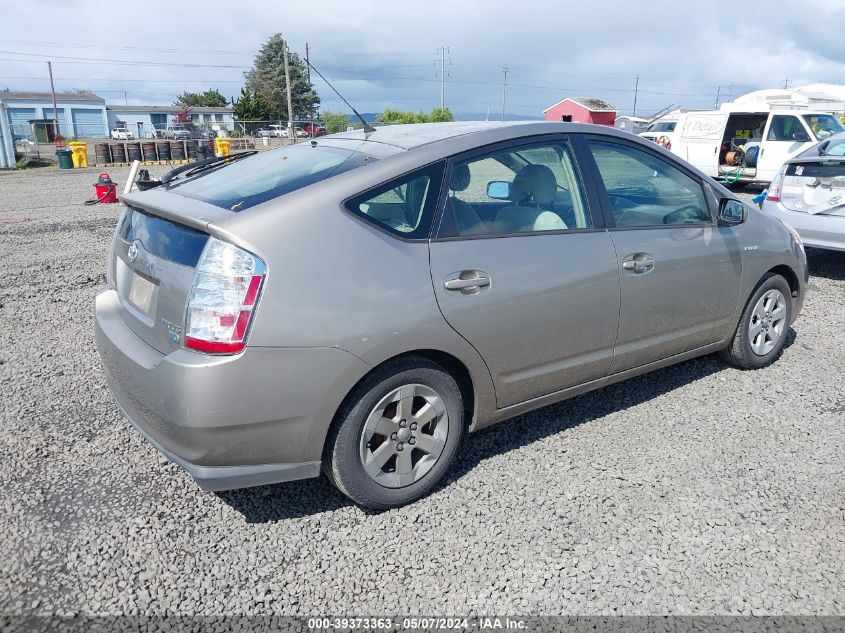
xmin=0 ymin=50 xmax=246 ymax=68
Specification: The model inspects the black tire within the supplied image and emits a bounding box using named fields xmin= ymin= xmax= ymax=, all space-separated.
xmin=720 ymin=273 xmax=792 ymax=369
xmin=324 ymin=356 xmax=464 ymax=510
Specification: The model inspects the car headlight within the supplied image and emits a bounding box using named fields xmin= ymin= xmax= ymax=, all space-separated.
xmin=782 ymin=220 xmax=804 ymax=251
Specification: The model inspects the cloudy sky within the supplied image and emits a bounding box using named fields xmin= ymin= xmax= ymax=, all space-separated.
xmin=2 ymin=0 xmax=844 ymax=119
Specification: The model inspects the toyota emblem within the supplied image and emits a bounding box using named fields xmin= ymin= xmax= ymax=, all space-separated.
xmin=127 ymin=242 xmax=139 ymax=263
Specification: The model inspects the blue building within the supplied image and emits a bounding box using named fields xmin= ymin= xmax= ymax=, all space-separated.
xmin=0 ymin=90 xmax=108 ymax=140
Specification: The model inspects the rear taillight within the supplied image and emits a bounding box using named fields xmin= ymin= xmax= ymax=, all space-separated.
xmin=767 ymin=166 xmax=786 ymax=202
xmin=185 ymin=237 xmax=266 ymax=354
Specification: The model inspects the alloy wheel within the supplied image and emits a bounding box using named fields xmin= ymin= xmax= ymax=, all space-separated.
xmin=359 ymin=383 xmax=448 ymax=488
xmin=748 ymin=289 xmax=787 ymax=356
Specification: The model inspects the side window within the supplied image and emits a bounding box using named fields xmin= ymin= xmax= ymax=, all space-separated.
xmin=587 ymin=140 xmax=711 ymax=227
xmin=439 ymin=142 xmax=592 ymax=237
xmin=767 ymin=115 xmax=806 ymax=141
xmin=346 ymin=162 xmax=444 ymax=239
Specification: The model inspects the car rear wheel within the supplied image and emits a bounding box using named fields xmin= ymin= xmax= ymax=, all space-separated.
xmin=324 ymin=357 xmax=464 ymax=510
xmin=720 ymin=273 xmax=792 ymax=369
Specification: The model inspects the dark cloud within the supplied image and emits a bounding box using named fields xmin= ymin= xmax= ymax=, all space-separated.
xmin=3 ymin=0 xmax=844 ymax=118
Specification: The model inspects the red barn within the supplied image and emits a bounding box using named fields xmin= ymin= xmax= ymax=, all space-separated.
xmin=543 ymin=97 xmax=617 ymax=126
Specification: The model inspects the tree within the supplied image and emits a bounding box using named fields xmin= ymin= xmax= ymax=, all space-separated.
xmin=429 ymin=107 xmax=454 ymax=122
xmin=232 ymin=88 xmax=272 ymax=132
xmin=174 ymin=89 xmax=227 ymax=108
xmin=172 ymin=105 xmax=192 ymax=123
xmin=320 ymin=110 xmax=349 ymax=134
xmin=243 ymin=34 xmax=320 ymax=121
xmin=377 ymin=106 xmax=454 ymax=125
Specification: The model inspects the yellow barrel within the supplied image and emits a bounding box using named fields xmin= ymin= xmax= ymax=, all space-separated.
xmin=68 ymin=141 xmax=88 ymax=168
xmin=214 ymin=137 xmax=231 ymax=157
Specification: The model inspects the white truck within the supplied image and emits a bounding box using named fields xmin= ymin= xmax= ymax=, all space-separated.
xmin=663 ymin=106 xmax=844 ymax=184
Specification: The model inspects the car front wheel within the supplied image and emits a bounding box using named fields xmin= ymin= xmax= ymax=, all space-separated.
xmin=324 ymin=357 xmax=465 ymax=509
xmin=721 ymin=273 xmax=792 ymax=369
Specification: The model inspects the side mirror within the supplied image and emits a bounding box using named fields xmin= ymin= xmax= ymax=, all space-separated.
xmin=486 ymin=180 xmax=511 ymax=200
xmin=791 ymin=132 xmax=810 ymax=142
xmin=719 ymin=198 xmax=746 ymax=225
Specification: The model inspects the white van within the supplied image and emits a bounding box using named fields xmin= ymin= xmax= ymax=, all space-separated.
xmin=667 ymin=108 xmax=844 ymax=184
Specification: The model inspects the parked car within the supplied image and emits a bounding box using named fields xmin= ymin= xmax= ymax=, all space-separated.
xmin=96 ymin=122 xmax=807 ymax=509
xmin=163 ymin=124 xmax=193 ymax=140
xmin=253 ymin=128 xmax=272 ymax=138
xmin=638 ymin=119 xmax=677 ymax=146
xmin=301 ymin=122 xmax=326 ymax=137
xmin=110 ymin=127 xmax=135 ymax=140
xmin=761 ymin=131 xmax=845 ymax=251
xmin=665 ymin=108 xmax=844 ymax=184
xmin=269 ymin=124 xmax=308 ymax=139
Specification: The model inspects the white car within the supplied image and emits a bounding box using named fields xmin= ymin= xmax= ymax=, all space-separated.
xmin=761 ymin=131 xmax=845 ymax=252
xmin=269 ymin=124 xmax=308 ymax=139
xmin=638 ymin=120 xmax=677 ymax=147
xmin=110 ymin=127 xmax=135 ymax=140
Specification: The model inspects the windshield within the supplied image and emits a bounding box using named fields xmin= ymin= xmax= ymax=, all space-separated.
xmin=166 ymin=143 xmax=375 ymax=211
xmin=803 ymin=114 xmax=844 ymax=140
xmin=647 ymin=121 xmax=676 ymax=132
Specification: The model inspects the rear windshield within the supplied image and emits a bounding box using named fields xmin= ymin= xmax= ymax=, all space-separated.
xmin=119 ymin=207 xmax=209 ymax=267
xmin=166 ymin=143 xmax=374 ymax=211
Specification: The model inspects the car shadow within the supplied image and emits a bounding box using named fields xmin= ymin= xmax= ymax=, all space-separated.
xmin=807 ymin=248 xmax=844 ymax=281
xmin=441 ymin=354 xmax=728 ymax=486
xmin=216 ymin=473 xmax=355 ymax=522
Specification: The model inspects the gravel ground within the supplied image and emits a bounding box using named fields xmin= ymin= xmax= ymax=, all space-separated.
xmin=0 ymin=167 xmax=843 ymax=617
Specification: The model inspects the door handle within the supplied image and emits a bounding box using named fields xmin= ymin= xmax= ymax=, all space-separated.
xmin=445 ymin=276 xmax=490 ymax=290
xmin=621 ymin=255 xmax=655 ymax=273
xmin=443 ymin=270 xmax=491 ymax=294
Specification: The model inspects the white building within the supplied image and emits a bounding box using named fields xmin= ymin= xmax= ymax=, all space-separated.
xmin=107 ymin=105 xmax=235 ymax=138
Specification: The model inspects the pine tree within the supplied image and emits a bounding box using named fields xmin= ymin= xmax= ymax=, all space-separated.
xmin=243 ymin=34 xmax=320 ymax=121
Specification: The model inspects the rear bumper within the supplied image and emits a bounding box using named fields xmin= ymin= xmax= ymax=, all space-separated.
xmin=94 ymin=288 xmax=370 ymax=491
xmin=762 ymin=202 xmax=845 ymax=252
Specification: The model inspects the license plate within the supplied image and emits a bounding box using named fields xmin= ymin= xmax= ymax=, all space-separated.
xmin=127 ymin=272 xmax=156 ymax=315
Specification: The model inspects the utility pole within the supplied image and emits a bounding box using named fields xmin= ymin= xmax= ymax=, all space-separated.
xmin=783 ymin=78 xmax=791 ymax=89
xmin=501 ymin=66 xmax=509 ymax=121
xmin=715 ymin=86 xmax=721 ymax=109
xmin=633 ymin=75 xmax=640 ymax=117
xmin=306 ymin=43 xmax=314 ymax=134
xmin=283 ymin=43 xmax=294 ymax=140
xmin=124 ymin=91 xmax=128 ymax=107
xmin=47 ymin=61 xmax=59 ymax=141
xmin=437 ymin=46 xmax=449 ymax=109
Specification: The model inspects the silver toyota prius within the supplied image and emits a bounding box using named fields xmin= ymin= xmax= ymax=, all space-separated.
xmin=95 ymin=122 xmax=808 ymax=509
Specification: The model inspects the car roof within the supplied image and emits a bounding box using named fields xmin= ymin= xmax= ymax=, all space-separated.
xmin=325 ymin=121 xmax=538 ymax=150
xmin=322 ymin=120 xmax=649 ymax=153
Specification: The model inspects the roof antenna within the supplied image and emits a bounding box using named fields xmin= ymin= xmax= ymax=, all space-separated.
xmin=304 ymin=57 xmax=376 ymax=133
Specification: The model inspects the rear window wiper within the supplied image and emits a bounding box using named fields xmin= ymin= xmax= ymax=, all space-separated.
xmin=135 ymin=151 xmax=259 ymax=190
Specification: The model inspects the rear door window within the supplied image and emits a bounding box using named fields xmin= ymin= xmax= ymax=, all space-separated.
xmin=345 ymin=162 xmax=445 ymax=239
xmin=166 ymin=143 xmax=376 ymax=211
